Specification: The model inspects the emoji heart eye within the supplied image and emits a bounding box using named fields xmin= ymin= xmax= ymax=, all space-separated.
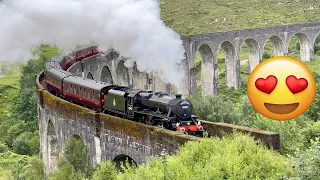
xmin=286 ymin=75 xmax=308 ymax=94
xmin=255 ymin=75 xmax=278 ymax=94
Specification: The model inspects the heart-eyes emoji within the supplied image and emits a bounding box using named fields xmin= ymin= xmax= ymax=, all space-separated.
xmin=247 ymin=56 xmax=316 ymax=121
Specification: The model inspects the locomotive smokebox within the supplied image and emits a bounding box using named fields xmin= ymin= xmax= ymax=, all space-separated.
xmin=175 ymin=94 xmax=182 ymax=99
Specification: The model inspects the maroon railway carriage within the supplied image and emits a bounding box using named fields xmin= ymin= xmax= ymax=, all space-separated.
xmin=44 ymin=67 xmax=71 ymax=95
xmin=59 ymin=45 xmax=99 ymax=70
xmin=62 ymin=75 xmax=110 ymax=109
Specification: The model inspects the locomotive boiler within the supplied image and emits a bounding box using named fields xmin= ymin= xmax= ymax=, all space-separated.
xmin=139 ymin=92 xmax=193 ymax=120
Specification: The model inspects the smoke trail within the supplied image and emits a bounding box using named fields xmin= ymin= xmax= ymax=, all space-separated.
xmin=0 ymin=0 xmax=186 ymax=86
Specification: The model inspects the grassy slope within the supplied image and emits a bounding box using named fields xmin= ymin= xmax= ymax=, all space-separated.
xmin=159 ymin=0 xmax=320 ymax=36
xmin=0 ymin=74 xmax=20 ymax=180
xmin=0 ymin=74 xmax=20 ymax=125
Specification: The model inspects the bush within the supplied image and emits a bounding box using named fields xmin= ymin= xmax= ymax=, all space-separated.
xmin=64 ymin=136 xmax=89 ymax=173
xmin=187 ymin=94 xmax=241 ymax=124
xmin=0 ymin=142 xmax=9 ymax=153
xmin=48 ymin=157 xmax=90 ymax=180
xmin=12 ymin=131 xmax=39 ymax=156
xmin=117 ymin=133 xmax=295 ymax=180
xmin=92 ymin=162 xmax=117 ymax=180
xmin=250 ymin=115 xmax=308 ymax=155
xmin=263 ymin=51 xmax=272 ymax=59
xmin=217 ymin=57 xmax=225 ymax=63
xmin=305 ymin=73 xmax=320 ymax=122
xmin=292 ymin=138 xmax=320 ymax=179
xmin=302 ymin=121 xmax=320 ymax=147
xmin=21 ymin=156 xmax=45 ymax=180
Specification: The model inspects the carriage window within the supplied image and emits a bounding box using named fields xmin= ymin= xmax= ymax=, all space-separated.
xmin=92 ymin=91 xmax=95 ymax=99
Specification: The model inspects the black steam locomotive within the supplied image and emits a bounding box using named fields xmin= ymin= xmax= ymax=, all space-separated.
xmin=104 ymin=87 xmax=203 ymax=134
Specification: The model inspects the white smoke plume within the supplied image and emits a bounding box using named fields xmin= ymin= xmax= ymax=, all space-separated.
xmin=0 ymin=0 xmax=186 ymax=86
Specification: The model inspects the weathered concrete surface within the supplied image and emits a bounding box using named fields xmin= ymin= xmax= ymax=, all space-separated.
xmin=200 ymin=120 xmax=280 ymax=151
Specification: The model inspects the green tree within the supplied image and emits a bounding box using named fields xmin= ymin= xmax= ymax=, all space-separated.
xmin=21 ymin=156 xmax=45 ymax=180
xmin=305 ymin=72 xmax=320 ymax=122
xmin=92 ymin=162 xmax=117 ymax=180
xmin=64 ymin=136 xmax=89 ymax=173
xmin=12 ymin=45 xmax=59 ymax=128
xmin=0 ymin=142 xmax=9 ymax=153
xmin=12 ymin=132 xmax=39 ymax=156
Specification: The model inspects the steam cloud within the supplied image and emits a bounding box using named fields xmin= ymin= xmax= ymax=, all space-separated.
xmin=0 ymin=0 xmax=186 ymax=86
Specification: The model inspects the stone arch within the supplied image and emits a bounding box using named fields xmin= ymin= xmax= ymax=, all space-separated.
xmin=313 ymin=31 xmax=320 ymax=60
xmin=113 ymin=154 xmax=137 ymax=171
xmin=87 ymin=72 xmax=94 ymax=80
xmin=263 ymin=35 xmax=285 ymax=57
xmin=116 ymin=60 xmax=130 ymax=86
xmin=47 ymin=120 xmax=59 ymax=173
xmin=240 ymin=38 xmax=260 ymax=73
xmin=195 ymin=44 xmax=216 ymax=96
xmin=217 ymin=41 xmax=236 ymax=88
xmin=288 ymin=33 xmax=311 ymax=61
xmin=132 ymin=62 xmax=147 ymax=89
xmin=100 ymin=66 xmax=113 ymax=84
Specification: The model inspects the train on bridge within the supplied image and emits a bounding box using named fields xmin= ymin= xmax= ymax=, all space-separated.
xmin=43 ymin=45 xmax=204 ymax=136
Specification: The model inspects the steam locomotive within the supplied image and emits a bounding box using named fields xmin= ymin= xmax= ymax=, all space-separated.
xmin=44 ymin=45 xmax=203 ymax=135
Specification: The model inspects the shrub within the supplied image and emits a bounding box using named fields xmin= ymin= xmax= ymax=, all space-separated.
xmin=12 ymin=134 xmax=31 ymax=156
xmin=250 ymin=115 xmax=307 ymax=155
xmin=291 ymin=138 xmax=320 ymax=179
xmin=263 ymin=51 xmax=272 ymax=59
xmin=64 ymin=136 xmax=89 ymax=173
xmin=217 ymin=57 xmax=225 ymax=63
xmin=0 ymin=142 xmax=9 ymax=153
xmin=21 ymin=156 xmax=45 ymax=180
xmin=117 ymin=133 xmax=295 ymax=180
xmin=12 ymin=131 xmax=39 ymax=156
xmin=92 ymin=162 xmax=117 ymax=180
xmin=187 ymin=94 xmax=241 ymax=124
xmin=302 ymin=121 xmax=320 ymax=147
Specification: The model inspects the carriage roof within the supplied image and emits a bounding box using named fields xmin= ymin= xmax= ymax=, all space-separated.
xmin=45 ymin=67 xmax=71 ymax=79
xmin=63 ymin=75 xmax=111 ymax=91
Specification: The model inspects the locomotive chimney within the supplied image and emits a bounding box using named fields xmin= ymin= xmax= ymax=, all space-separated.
xmin=175 ymin=94 xmax=182 ymax=99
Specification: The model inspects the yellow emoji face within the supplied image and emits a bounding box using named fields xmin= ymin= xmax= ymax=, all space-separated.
xmin=247 ymin=56 xmax=316 ymax=121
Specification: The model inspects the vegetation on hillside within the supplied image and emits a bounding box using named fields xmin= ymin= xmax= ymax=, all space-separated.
xmin=159 ymin=0 xmax=320 ymax=36
xmin=0 ymin=45 xmax=59 ymax=179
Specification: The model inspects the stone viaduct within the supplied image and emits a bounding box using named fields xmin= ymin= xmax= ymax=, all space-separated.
xmin=36 ymin=22 xmax=320 ymax=174
xmin=36 ymin=72 xmax=279 ymax=174
xmin=68 ymin=22 xmax=320 ymax=97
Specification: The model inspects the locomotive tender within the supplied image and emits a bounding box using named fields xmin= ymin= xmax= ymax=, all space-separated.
xmin=43 ymin=45 xmax=203 ymax=135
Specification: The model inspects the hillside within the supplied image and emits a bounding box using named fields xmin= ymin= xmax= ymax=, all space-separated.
xmin=159 ymin=0 xmax=320 ymax=36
